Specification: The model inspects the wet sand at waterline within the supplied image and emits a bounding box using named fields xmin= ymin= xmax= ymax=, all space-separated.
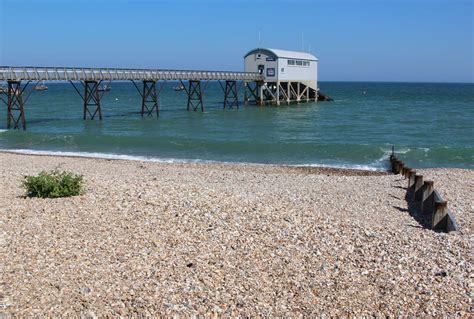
xmin=0 ymin=152 xmax=472 ymax=316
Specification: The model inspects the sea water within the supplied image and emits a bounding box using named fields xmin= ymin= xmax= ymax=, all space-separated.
xmin=0 ymin=81 xmax=472 ymax=170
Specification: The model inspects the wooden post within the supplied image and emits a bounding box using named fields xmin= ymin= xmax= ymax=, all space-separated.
xmin=408 ymin=170 xmax=416 ymax=188
xmin=414 ymin=174 xmax=424 ymax=201
xmin=399 ymin=162 xmax=405 ymax=176
xmin=432 ymin=200 xmax=448 ymax=231
xmin=421 ymin=181 xmax=434 ymax=214
xmin=394 ymin=160 xmax=401 ymax=174
xmin=392 ymin=159 xmax=398 ymax=173
xmin=446 ymin=210 xmax=458 ymax=232
xmin=404 ymin=167 xmax=411 ymax=179
xmin=402 ymin=165 xmax=409 ymax=177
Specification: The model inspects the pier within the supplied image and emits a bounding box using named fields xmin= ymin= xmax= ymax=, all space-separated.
xmin=0 ymin=48 xmax=329 ymax=130
xmin=0 ymin=66 xmax=267 ymax=130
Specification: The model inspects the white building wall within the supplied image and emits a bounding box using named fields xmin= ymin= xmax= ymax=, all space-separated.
xmin=244 ymin=51 xmax=278 ymax=81
xmin=277 ymin=58 xmax=317 ymax=82
xmin=244 ymin=48 xmax=319 ymax=91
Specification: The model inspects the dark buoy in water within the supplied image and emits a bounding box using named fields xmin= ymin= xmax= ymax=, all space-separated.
xmin=318 ymin=91 xmax=333 ymax=101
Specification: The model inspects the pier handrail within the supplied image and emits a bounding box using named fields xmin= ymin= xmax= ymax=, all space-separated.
xmin=0 ymin=66 xmax=265 ymax=82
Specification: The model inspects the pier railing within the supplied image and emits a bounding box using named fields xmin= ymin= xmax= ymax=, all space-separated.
xmin=390 ymin=153 xmax=458 ymax=233
xmin=0 ymin=66 xmax=264 ymax=82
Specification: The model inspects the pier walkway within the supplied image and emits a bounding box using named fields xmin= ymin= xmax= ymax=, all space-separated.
xmin=0 ymin=66 xmax=262 ymax=82
xmin=0 ymin=66 xmax=265 ymax=130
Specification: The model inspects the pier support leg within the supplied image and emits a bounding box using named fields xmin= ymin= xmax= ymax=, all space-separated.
xmin=297 ymin=84 xmax=309 ymax=103
xmin=290 ymin=82 xmax=298 ymax=103
xmin=261 ymin=83 xmax=277 ymax=105
xmin=297 ymin=83 xmax=301 ymax=102
xmin=277 ymin=82 xmax=290 ymax=105
xmin=7 ymin=81 xmax=27 ymax=130
xmin=244 ymin=81 xmax=258 ymax=105
xmin=287 ymin=82 xmax=291 ymax=104
xmin=276 ymin=81 xmax=280 ymax=106
xmin=223 ymin=80 xmax=239 ymax=109
xmin=186 ymin=80 xmax=204 ymax=112
xmin=244 ymin=82 xmax=248 ymax=106
xmin=83 ymin=81 xmax=102 ymax=120
xmin=141 ymin=80 xmax=159 ymax=117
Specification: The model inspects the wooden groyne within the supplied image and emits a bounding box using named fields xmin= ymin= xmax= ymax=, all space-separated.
xmin=389 ymin=150 xmax=458 ymax=233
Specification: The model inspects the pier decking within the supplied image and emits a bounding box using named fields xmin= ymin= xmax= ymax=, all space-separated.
xmin=0 ymin=66 xmax=263 ymax=82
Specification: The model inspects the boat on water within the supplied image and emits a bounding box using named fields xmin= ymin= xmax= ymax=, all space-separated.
xmin=173 ymin=84 xmax=185 ymax=91
xmin=35 ymin=81 xmax=48 ymax=91
xmin=98 ymin=84 xmax=111 ymax=92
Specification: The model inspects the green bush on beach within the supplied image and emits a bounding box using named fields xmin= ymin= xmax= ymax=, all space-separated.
xmin=23 ymin=170 xmax=83 ymax=198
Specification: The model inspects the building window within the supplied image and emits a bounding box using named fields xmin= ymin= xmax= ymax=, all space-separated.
xmin=288 ymin=59 xmax=310 ymax=67
xmin=266 ymin=68 xmax=275 ymax=76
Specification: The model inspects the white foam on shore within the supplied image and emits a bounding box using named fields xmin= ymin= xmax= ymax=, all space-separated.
xmin=291 ymin=163 xmax=383 ymax=172
xmin=0 ymin=129 xmax=8 ymax=133
xmin=368 ymin=152 xmax=392 ymax=171
xmin=1 ymin=149 xmax=209 ymax=164
xmin=0 ymin=148 xmax=387 ymax=172
xmin=394 ymin=148 xmax=411 ymax=154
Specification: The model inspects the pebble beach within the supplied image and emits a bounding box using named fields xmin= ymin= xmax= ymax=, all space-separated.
xmin=0 ymin=152 xmax=472 ymax=316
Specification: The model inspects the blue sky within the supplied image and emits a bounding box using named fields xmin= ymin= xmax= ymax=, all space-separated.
xmin=0 ymin=0 xmax=472 ymax=82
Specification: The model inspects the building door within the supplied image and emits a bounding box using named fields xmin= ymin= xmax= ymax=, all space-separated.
xmin=258 ymin=64 xmax=264 ymax=75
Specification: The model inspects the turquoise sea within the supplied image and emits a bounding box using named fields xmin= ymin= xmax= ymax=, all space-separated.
xmin=0 ymin=81 xmax=473 ymax=170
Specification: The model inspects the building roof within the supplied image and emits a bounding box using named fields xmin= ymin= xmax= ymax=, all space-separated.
xmin=244 ymin=48 xmax=318 ymax=61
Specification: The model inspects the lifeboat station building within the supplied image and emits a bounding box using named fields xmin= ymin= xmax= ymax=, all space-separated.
xmin=244 ymin=48 xmax=319 ymax=105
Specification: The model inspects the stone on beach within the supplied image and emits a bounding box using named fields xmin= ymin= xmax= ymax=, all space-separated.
xmin=0 ymin=152 xmax=472 ymax=316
